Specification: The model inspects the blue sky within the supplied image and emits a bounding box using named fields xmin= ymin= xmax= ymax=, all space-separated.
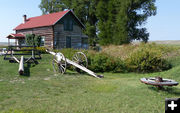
xmin=0 ymin=0 xmax=179 ymax=42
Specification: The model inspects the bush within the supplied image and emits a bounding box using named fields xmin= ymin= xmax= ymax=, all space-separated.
xmin=21 ymin=47 xmax=47 ymax=54
xmin=51 ymin=43 xmax=173 ymax=73
xmin=87 ymin=52 xmax=125 ymax=73
xmin=36 ymin=47 xmax=47 ymax=54
xmin=53 ymin=48 xmax=125 ymax=73
xmin=125 ymin=47 xmax=171 ymax=73
xmin=25 ymin=34 xmax=42 ymax=47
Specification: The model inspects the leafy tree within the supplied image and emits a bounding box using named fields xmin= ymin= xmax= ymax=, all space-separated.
xmin=96 ymin=0 xmax=117 ymax=45
xmin=39 ymin=0 xmax=66 ymax=14
xmin=97 ymin=0 xmax=156 ymax=45
xmin=25 ymin=34 xmax=42 ymax=47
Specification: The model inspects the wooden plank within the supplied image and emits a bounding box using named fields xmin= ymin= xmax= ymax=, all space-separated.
xmin=12 ymin=56 xmax=20 ymax=63
xmin=18 ymin=56 xmax=24 ymax=75
xmin=5 ymin=53 xmax=40 ymax=56
xmin=46 ymin=50 xmax=103 ymax=78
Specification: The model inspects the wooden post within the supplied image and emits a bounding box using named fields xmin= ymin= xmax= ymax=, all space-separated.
xmin=18 ymin=56 xmax=24 ymax=75
xmin=32 ymin=49 xmax=35 ymax=59
xmin=8 ymin=38 xmax=10 ymax=46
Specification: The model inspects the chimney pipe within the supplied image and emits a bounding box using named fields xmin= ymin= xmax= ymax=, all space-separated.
xmin=23 ymin=15 xmax=27 ymax=23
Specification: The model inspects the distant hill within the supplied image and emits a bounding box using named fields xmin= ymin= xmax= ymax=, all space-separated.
xmin=133 ymin=40 xmax=180 ymax=45
xmin=150 ymin=40 xmax=180 ymax=45
xmin=1 ymin=40 xmax=180 ymax=47
xmin=0 ymin=42 xmax=8 ymax=46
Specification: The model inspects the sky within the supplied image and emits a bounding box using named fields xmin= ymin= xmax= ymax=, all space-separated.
xmin=0 ymin=0 xmax=179 ymax=42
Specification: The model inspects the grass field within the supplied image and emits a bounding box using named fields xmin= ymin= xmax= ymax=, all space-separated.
xmin=0 ymin=47 xmax=180 ymax=113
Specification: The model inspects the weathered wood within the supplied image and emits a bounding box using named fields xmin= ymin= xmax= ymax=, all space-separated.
xmin=16 ymin=26 xmax=53 ymax=48
xmin=18 ymin=56 xmax=24 ymax=75
xmin=15 ymin=13 xmax=88 ymax=49
xmin=53 ymin=21 xmax=86 ymax=49
xmin=5 ymin=53 xmax=40 ymax=56
xmin=4 ymin=57 xmax=41 ymax=61
xmin=8 ymin=45 xmax=36 ymax=48
xmin=12 ymin=56 xmax=19 ymax=63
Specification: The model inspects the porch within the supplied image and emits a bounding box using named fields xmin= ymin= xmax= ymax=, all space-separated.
xmin=6 ymin=33 xmax=25 ymax=46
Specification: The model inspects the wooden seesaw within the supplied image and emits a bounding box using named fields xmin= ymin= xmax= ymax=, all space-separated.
xmin=4 ymin=45 xmax=41 ymax=75
xmin=46 ymin=49 xmax=104 ymax=78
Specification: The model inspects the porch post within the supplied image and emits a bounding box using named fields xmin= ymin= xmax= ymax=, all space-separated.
xmin=8 ymin=38 xmax=10 ymax=46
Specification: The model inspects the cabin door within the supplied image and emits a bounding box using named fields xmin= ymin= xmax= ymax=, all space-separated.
xmin=66 ymin=36 xmax=71 ymax=48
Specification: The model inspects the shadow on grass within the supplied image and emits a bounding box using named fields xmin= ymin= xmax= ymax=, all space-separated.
xmin=23 ymin=61 xmax=39 ymax=77
xmin=65 ymin=71 xmax=82 ymax=76
xmin=148 ymin=86 xmax=180 ymax=96
xmin=23 ymin=63 xmax=31 ymax=77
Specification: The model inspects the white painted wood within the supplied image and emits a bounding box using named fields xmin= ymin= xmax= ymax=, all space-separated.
xmin=18 ymin=56 xmax=24 ymax=75
xmin=46 ymin=50 xmax=99 ymax=78
xmin=12 ymin=56 xmax=20 ymax=63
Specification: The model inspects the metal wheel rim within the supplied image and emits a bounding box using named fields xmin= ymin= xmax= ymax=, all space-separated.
xmin=52 ymin=52 xmax=67 ymax=74
xmin=140 ymin=77 xmax=179 ymax=86
xmin=72 ymin=52 xmax=88 ymax=67
xmin=72 ymin=52 xmax=88 ymax=73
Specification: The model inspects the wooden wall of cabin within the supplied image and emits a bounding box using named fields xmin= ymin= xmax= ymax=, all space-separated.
xmin=53 ymin=24 xmax=83 ymax=49
xmin=53 ymin=12 xmax=87 ymax=49
xmin=16 ymin=26 xmax=53 ymax=48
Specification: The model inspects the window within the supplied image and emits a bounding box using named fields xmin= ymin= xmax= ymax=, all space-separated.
xmin=69 ymin=20 xmax=73 ymax=31
xmin=41 ymin=36 xmax=45 ymax=46
xmin=64 ymin=20 xmax=68 ymax=30
xmin=64 ymin=20 xmax=73 ymax=31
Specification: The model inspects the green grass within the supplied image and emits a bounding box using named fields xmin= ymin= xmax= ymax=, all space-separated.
xmin=0 ymin=54 xmax=180 ymax=113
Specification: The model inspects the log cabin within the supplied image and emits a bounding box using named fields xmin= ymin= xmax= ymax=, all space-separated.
xmin=7 ymin=10 xmax=88 ymax=49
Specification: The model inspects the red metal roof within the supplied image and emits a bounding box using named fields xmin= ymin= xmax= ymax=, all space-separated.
xmin=7 ymin=33 xmax=25 ymax=39
xmin=14 ymin=10 xmax=70 ymax=30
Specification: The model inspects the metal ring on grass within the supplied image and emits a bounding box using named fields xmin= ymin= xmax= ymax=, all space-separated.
xmin=140 ymin=77 xmax=179 ymax=86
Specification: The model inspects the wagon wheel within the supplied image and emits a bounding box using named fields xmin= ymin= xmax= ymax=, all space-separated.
xmin=140 ymin=77 xmax=179 ymax=90
xmin=52 ymin=52 xmax=67 ymax=74
xmin=72 ymin=52 xmax=88 ymax=73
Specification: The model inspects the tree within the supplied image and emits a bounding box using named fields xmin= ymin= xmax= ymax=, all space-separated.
xmin=97 ymin=0 xmax=156 ymax=45
xmin=25 ymin=34 xmax=42 ymax=47
xmin=39 ymin=0 xmax=66 ymax=14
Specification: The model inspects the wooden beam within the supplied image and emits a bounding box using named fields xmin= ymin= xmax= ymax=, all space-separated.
xmin=46 ymin=50 xmax=103 ymax=78
xmin=18 ymin=56 xmax=24 ymax=75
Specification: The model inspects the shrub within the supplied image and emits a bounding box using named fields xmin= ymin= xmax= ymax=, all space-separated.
xmin=125 ymin=47 xmax=171 ymax=73
xmin=21 ymin=47 xmax=47 ymax=54
xmin=53 ymin=48 xmax=124 ymax=73
xmin=87 ymin=52 xmax=125 ymax=73
xmin=25 ymin=34 xmax=42 ymax=47
xmin=36 ymin=47 xmax=47 ymax=54
xmin=50 ymin=43 xmax=173 ymax=73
